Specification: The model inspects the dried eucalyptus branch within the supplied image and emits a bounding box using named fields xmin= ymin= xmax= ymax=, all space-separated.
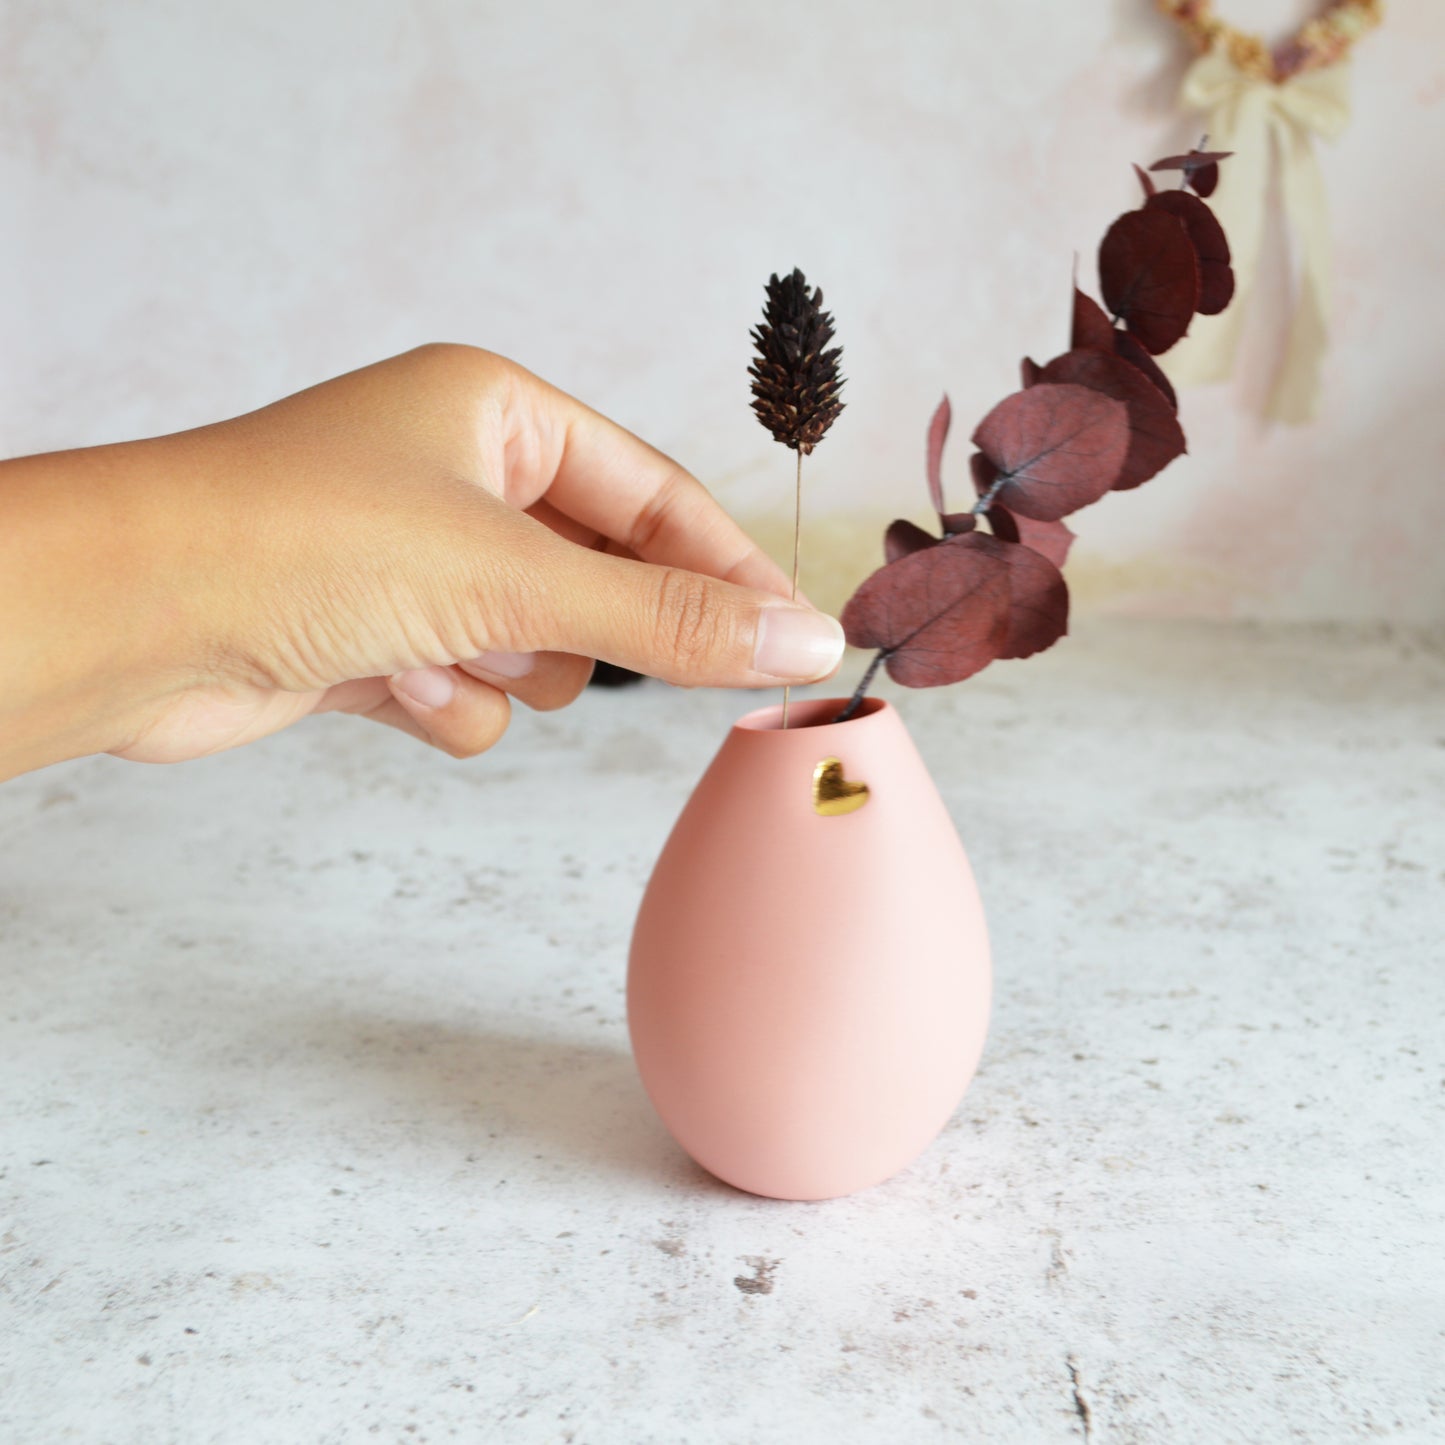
xmin=833 ymin=150 xmax=1238 ymax=724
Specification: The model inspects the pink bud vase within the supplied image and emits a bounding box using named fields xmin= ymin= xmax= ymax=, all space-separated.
xmin=627 ymin=695 xmax=991 ymax=1201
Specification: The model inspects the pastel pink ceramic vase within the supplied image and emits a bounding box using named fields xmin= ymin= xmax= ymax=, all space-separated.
xmin=627 ymin=695 xmax=991 ymax=1201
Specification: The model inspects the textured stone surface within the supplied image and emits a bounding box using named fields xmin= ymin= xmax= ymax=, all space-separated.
xmin=2 ymin=623 xmax=1442 ymax=1443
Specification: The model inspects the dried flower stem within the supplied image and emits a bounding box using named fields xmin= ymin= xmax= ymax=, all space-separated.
xmin=972 ymin=475 xmax=1009 ymax=517
xmin=834 ymin=649 xmax=888 ymax=723
xmin=1181 ymin=133 xmax=1208 ymax=189
xmin=749 ymin=268 xmax=845 ymax=729
xmin=781 ymin=447 xmax=804 ymax=730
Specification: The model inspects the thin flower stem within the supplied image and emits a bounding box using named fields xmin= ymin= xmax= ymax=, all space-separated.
xmin=781 ymin=447 xmax=803 ymax=730
xmin=833 ymin=649 xmax=888 ymax=723
xmin=1181 ymin=133 xmax=1208 ymax=189
xmin=971 ymin=471 xmax=1010 ymax=516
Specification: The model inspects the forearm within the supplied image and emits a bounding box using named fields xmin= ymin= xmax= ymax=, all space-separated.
xmin=0 ymin=441 xmax=195 ymax=780
xmin=1 ymin=347 xmax=844 ymax=780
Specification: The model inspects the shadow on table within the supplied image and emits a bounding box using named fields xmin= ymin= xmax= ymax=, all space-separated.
xmin=260 ymin=1005 xmax=735 ymax=1196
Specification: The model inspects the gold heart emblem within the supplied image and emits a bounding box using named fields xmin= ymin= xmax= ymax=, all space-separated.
xmin=812 ymin=757 xmax=870 ymax=816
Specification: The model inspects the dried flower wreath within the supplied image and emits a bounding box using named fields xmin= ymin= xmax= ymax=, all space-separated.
xmin=1158 ymin=0 xmax=1382 ymax=85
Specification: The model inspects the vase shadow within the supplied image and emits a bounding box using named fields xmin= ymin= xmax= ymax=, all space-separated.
xmin=260 ymin=1003 xmax=733 ymax=1194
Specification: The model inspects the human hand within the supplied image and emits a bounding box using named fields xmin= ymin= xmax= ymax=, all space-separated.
xmin=0 ymin=345 xmax=845 ymax=778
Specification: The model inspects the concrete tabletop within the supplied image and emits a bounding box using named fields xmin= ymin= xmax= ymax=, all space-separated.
xmin=3 ymin=621 xmax=1441 ymax=1444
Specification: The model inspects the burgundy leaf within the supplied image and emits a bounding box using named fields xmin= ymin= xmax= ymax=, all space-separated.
xmin=926 ymin=394 xmax=951 ymax=519
xmin=1149 ymin=148 xmax=1232 ymax=199
xmin=884 ymin=517 xmax=938 ymax=563
xmin=941 ymin=512 xmax=977 ymax=535
xmin=1098 ymin=209 xmax=1199 ymax=355
xmin=971 ymin=383 xmax=1129 ymax=522
xmin=1145 ymin=190 xmax=1234 ymax=315
xmin=1148 ymin=149 xmax=1233 ymax=174
xmin=1113 ymin=329 xmax=1178 ymax=412
xmin=1132 ymin=162 xmax=1157 ymax=199
xmin=1071 ymin=287 xmax=1116 ymax=352
xmin=1014 ymin=512 xmax=1075 ymax=569
xmin=1037 ymin=347 xmax=1185 ymax=491
xmin=984 ymin=503 xmax=1076 ymax=569
xmin=985 ymin=504 xmax=1018 ymax=541
xmin=1021 ymin=356 xmax=1041 ymax=388
xmin=993 ymin=538 xmax=1069 ymax=660
xmin=970 ymin=451 xmax=999 ymax=504
xmin=1189 ymin=161 xmax=1221 ymax=198
xmin=841 ymin=534 xmax=1012 ymax=688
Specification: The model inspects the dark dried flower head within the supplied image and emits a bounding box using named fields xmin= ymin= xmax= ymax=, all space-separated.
xmin=749 ymin=268 xmax=845 ymax=455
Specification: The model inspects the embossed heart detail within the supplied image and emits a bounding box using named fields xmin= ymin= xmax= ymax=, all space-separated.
xmin=812 ymin=757 xmax=870 ymax=816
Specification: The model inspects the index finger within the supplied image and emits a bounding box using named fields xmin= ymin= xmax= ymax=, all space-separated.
xmin=505 ymin=363 xmax=796 ymax=599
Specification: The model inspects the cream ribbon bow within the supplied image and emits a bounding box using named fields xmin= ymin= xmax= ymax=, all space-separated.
xmin=1160 ymin=47 xmax=1352 ymax=422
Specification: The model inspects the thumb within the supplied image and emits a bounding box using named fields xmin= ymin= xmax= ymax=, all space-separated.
xmin=514 ymin=536 xmax=846 ymax=688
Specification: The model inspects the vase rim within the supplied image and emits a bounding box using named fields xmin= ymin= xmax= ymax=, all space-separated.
xmin=732 ymin=695 xmax=891 ymax=734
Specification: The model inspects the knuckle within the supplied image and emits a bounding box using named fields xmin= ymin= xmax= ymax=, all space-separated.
xmin=435 ymin=514 xmax=548 ymax=658
xmin=479 ymin=554 xmax=547 ymax=655
xmin=626 ymin=466 xmax=688 ymax=558
xmin=402 ymin=344 xmax=513 ymax=412
xmin=406 ymin=341 xmax=493 ymax=373
xmin=652 ymin=567 xmax=729 ymax=673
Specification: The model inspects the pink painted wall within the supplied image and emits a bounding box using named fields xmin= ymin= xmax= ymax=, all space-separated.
xmin=5 ymin=1 xmax=1441 ymax=622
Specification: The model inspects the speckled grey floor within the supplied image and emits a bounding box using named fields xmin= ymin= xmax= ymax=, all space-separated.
xmin=2 ymin=622 xmax=1442 ymax=1444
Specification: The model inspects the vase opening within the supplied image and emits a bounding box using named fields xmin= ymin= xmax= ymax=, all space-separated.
xmin=734 ymin=695 xmax=888 ymax=733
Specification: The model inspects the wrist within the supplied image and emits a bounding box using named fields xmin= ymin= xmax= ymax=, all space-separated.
xmin=0 ymin=438 xmax=212 ymax=779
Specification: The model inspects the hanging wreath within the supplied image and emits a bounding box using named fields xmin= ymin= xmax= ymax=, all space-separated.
xmin=1158 ymin=1 xmax=1383 ymax=85
xmin=1154 ymin=0 xmax=1383 ymax=421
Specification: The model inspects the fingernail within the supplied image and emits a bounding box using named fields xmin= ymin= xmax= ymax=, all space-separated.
xmin=753 ymin=607 xmax=846 ymax=681
xmin=459 ymin=650 xmax=535 ymax=680
xmin=392 ymin=667 xmax=455 ymax=709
